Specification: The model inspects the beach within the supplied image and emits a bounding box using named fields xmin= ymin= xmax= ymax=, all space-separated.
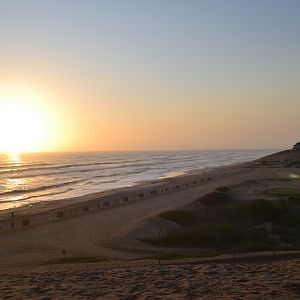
xmin=0 ymin=157 xmax=297 ymax=263
xmin=0 ymin=150 xmax=273 ymax=212
xmin=0 ymin=152 xmax=300 ymax=299
xmin=0 ymin=161 xmax=259 ymax=263
xmin=2 ymin=0 xmax=299 ymax=298
xmin=1 ymin=254 xmax=300 ymax=299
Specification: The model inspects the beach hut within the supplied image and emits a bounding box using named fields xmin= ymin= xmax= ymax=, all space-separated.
xmin=293 ymin=142 xmax=300 ymax=151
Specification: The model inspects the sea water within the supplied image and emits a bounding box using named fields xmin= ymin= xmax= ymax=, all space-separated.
xmin=0 ymin=150 xmax=276 ymax=211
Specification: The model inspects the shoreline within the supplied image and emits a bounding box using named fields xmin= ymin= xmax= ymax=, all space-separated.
xmin=0 ymin=158 xmax=298 ymax=265
xmin=0 ymin=160 xmax=254 ymax=232
xmin=0 ymin=151 xmax=269 ymax=214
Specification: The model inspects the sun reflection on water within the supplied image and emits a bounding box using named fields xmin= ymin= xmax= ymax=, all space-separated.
xmin=6 ymin=152 xmax=22 ymax=165
xmin=5 ymin=177 xmax=27 ymax=193
xmin=1 ymin=153 xmax=26 ymax=207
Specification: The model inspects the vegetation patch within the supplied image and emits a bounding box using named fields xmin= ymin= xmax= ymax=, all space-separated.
xmin=142 ymin=251 xmax=215 ymax=260
xmin=159 ymin=210 xmax=198 ymax=226
xmin=274 ymin=209 xmax=300 ymax=228
xmin=236 ymin=199 xmax=289 ymax=222
xmin=41 ymin=256 xmax=106 ymax=265
xmin=145 ymin=222 xmax=276 ymax=251
xmin=244 ymin=228 xmax=275 ymax=245
xmin=263 ymin=188 xmax=300 ymax=197
xmin=147 ymin=223 xmax=243 ymax=248
xmin=272 ymin=224 xmax=300 ymax=246
xmin=150 ymin=184 xmax=300 ymax=255
xmin=199 ymin=192 xmax=232 ymax=206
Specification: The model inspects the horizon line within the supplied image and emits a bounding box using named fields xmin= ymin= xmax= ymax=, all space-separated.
xmin=0 ymin=148 xmax=283 ymax=155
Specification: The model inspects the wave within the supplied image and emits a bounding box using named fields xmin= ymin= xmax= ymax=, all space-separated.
xmin=0 ymin=179 xmax=83 ymax=197
xmin=93 ymin=167 xmax=150 ymax=179
xmin=85 ymin=178 xmax=120 ymax=186
xmin=4 ymin=163 xmax=155 ymax=179
xmin=0 ymin=158 xmax=152 ymax=176
xmin=0 ymin=166 xmax=150 ymax=198
xmin=0 ymin=162 xmax=49 ymax=167
xmin=0 ymin=150 xmax=276 ymax=211
xmin=0 ymin=154 xmax=218 ymax=178
xmin=0 ymin=188 xmax=74 ymax=203
xmin=0 ymin=152 xmax=211 ymax=176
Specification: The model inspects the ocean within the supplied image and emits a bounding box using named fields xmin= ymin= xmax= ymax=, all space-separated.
xmin=0 ymin=150 xmax=276 ymax=211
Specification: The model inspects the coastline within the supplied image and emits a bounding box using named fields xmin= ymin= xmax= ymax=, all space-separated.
xmin=0 ymin=149 xmax=298 ymax=267
xmin=0 ymin=150 xmax=275 ymax=214
xmin=0 ymin=160 xmax=253 ymax=230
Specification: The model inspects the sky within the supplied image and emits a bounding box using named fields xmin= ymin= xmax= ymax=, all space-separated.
xmin=0 ymin=0 xmax=299 ymax=152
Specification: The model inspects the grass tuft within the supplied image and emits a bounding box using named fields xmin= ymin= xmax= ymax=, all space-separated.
xmin=236 ymin=199 xmax=289 ymax=222
xmin=263 ymin=188 xmax=300 ymax=197
xmin=159 ymin=210 xmax=198 ymax=226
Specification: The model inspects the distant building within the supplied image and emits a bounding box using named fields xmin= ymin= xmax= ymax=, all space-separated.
xmin=293 ymin=142 xmax=300 ymax=151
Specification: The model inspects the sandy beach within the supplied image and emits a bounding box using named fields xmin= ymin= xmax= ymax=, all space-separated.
xmin=2 ymin=0 xmax=299 ymax=298
xmin=1 ymin=254 xmax=300 ymax=299
xmin=0 ymin=160 xmax=299 ymax=265
xmin=1 ymin=152 xmax=300 ymax=299
xmin=0 ymin=161 xmax=262 ymax=264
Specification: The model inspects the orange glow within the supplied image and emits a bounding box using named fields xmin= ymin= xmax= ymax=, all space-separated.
xmin=0 ymin=86 xmax=66 ymax=153
xmin=0 ymin=100 xmax=47 ymax=153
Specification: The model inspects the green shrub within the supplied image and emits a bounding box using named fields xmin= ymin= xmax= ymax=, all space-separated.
xmin=237 ymin=199 xmax=288 ymax=221
xmin=147 ymin=223 xmax=244 ymax=248
xmin=245 ymin=228 xmax=275 ymax=244
xmin=199 ymin=192 xmax=232 ymax=206
xmin=145 ymin=219 xmax=280 ymax=251
xmin=159 ymin=210 xmax=197 ymax=226
xmin=263 ymin=188 xmax=300 ymax=197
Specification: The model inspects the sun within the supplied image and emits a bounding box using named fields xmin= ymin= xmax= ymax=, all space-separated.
xmin=0 ymin=100 xmax=47 ymax=153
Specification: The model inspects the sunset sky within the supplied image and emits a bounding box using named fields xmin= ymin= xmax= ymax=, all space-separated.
xmin=0 ymin=0 xmax=299 ymax=152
